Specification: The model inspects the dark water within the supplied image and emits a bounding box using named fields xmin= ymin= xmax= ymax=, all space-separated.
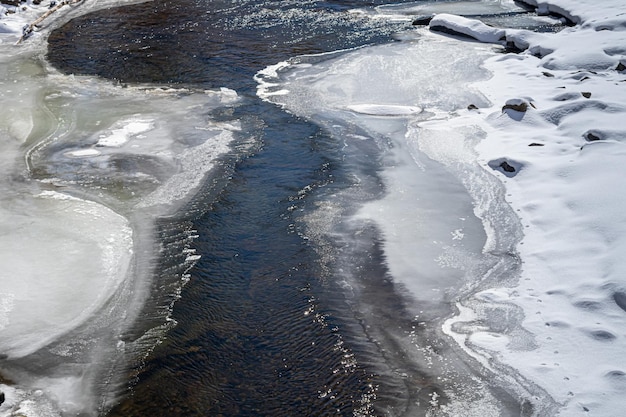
xmin=48 ymin=0 xmax=408 ymax=89
xmin=48 ymin=1 xmax=423 ymax=415
xmin=45 ymin=1 xmax=543 ymax=416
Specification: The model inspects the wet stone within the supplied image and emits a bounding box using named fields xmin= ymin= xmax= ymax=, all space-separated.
xmin=412 ymin=15 xmax=434 ymax=26
xmin=500 ymin=161 xmax=516 ymax=173
xmin=585 ymin=131 xmax=602 ymax=141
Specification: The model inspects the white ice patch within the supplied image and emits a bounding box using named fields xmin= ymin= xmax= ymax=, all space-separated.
xmin=96 ymin=119 xmax=153 ymax=147
xmin=375 ymin=0 xmax=526 ymax=17
xmin=64 ymin=148 xmax=101 ymax=157
xmin=346 ymin=104 xmax=422 ymax=116
xmin=0 ymin=191 xmax=133 ymax=359
xmin=257 ymin=30 xmax=492 ymax=117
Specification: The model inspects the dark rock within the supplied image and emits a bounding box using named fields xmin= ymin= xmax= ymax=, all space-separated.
xmin=33 ymin=0 xmax=42 ymax=4
xmin=579 ymin=76 xmax=591 ymax=82
xmin=542 ymin=71 xmax=555 ymax=77
xmin=617 ymin=62 xmax=626 ymax=72
xmin=502 ymin=101 xmax=528 ymax=113
xmin=3 ymin=0 xmax=23 ymax=5
xmin=529 ymin=143 xmax=545 ymax=147
xmin=412 ymin=15 xmax=433 ymax=26
xmin=0 ymin=391 xmax=4 ymax=406
xmin=581 ymin=92 xmax=592 ymax=98
xmin=500 ymin=161 xmax=516 ymax=173
xmin=489 ymin=158 xmax=520 ymax=177
xmin=504 ymin=41 xmax=524 ymax=54
xmin=613 ymin=291 xmax=626 ymax=312
xmin=467 ymin=104 xmax=478 ymax=110
xmin=429 ymin=24 xmax=476 ymax=41
xmin=585 ymin=131 xmax=602 ymax=141
xmin=588 ymin=329 xmax=616 ymax=341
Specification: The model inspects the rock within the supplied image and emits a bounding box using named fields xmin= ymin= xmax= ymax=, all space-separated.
xmin=412 ymin=15 xmax=433 ymax=26
xmin=542 ymin=71 xmax=555 ymax=77
xmin=585 ymin=131 xmax=602 ymax=141
xmin=3 ymin=0 xmax=24 ymax=5
xmin=0 ymin=391 xmax=4 ymax=406
xmin=581 ymin=92 xmax=592 ymax=98
xmin=502 ymin=99 xmax=528 ymax=113
xmin=499 ymin=161 xmax=516 ymax=173
xmin=617 ymin=62 xmax=626 ymax=72
xmin=467 ymin=104 xmax=478 ymax=110
xmin=529 ymin=143 xmax=545 ymax=147
xmin=614 ymin=291 xmax=626 ymax=313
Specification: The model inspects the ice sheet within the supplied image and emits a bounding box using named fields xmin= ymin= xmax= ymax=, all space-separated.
xmin=0 ymin=2 xmax=243 ymax=415
xmin=258 ymin=28 xmax=522 ymax=413
xmin=0 ymin=191 xmax=133 ymax=358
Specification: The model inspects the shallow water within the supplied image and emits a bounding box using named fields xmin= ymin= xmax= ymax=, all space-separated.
xmin=0 ymin=0 xmax=554 ymax=415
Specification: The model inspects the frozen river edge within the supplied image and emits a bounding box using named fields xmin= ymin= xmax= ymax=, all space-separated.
xmin=256 ymin=0 xmax=626 ymax=416
xmin=430 ymin=2 xmax=626 ymax=417
xmin=1 ymin=0 xmax=626 ymax=416
xmin=0 ymin=0 xmax=243 ymax=415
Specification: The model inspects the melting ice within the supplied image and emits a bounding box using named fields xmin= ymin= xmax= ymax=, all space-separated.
xmin=0 ymin=6 xmax=244 ymax=415
xmin=258 ymin=30 xmax=498 ymax=312
xmin=258 ymin=27 xmax=526 ymax=414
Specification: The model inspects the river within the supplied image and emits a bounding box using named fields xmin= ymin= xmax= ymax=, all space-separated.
xmin=0 ymin=0 xmax=561 ymax=416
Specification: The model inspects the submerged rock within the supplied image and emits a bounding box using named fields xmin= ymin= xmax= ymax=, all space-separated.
xmin=499 ymin=161 xmax=516 ymax=173
xmin=412 ymin=15 xmax=433 ymax=26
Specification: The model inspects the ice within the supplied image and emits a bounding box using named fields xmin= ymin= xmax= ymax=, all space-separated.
xmin=345 ymin=103 xmax=422 ymax=116
xmin=257 ymin=30 xmax=492 ymax=116
xmin=0 ymin=2 xmax=244 ymax=415
xmin=367 ymin=0 xmax=526 ymax=22
xmin=95 ymin=120 xmax=153 ymax=147
xmin=260 ymin=0 xmax=626 ymax=414
xmin=258 ymin=27 xmax=516 ymax=412
xmin=0 ymin=190 xmax=132 ymax=358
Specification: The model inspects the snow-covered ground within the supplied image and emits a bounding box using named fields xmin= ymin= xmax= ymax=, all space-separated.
xmin=438 ymin=1 xmax=626 ymax=416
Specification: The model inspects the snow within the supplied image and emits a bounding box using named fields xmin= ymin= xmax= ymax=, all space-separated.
xmin=431 ymin=1 xmax=626 ymax=416
xmin=430 ymin=13 xmax=506 ymax=43
xmin=258 ymin=0 xmax=626 ymax=415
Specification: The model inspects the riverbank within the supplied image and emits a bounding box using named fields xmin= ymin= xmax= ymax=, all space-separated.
xmin=435 ymin=1 xmax=626 ymax=416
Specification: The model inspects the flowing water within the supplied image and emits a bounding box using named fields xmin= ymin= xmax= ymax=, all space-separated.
xmin=0 ymin=0 xmax=563 ymax=416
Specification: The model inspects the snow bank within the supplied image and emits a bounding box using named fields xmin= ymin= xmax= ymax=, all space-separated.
xmin=430 ymin=13 xmax=506 ymax=43
xmin=439 ymin=1 xmax=626 ymax=416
